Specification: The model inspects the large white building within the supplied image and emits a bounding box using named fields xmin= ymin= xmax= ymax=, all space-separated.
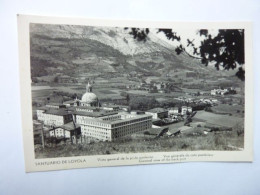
xmin=76 ymin=112 xmax=152 ymax=141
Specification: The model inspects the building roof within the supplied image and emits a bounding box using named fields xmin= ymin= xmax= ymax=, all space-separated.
xmin=108 ymin=114 xmax=152 ymax=125
xmin=103 ymin=105 xmax=120 ymax=108
xmin=59 ymin=122 xmax=80 ymax=131
xmin=76 ymin=106 xmax=100 ymax=110
xmin=74 ymin=111 xmax=118 ymax=118
xmin=81 ymin=92 xmax=98 ymax=103
xmin=169 ymin=107 xmax=179 ymax=110
xmin=46 ymin=102 xmax=64 ymax=106
xmin=37 ymin=106 xmax=48 ymax=111
xmin=79 ymin=113 xmax=152 ymax=125
xmin=45 ymin=109 xmax=71 ymax=116
xmin=63 ymin=100 xmax=79 ymax=104
xmin=146 ymin=108 xmax=167 ymax=113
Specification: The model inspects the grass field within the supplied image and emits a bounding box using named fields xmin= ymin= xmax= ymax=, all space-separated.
xmin=211 ymin=104 xmax=244 ymax=117
xmin=193 ymin=111 xmax=243 ymax=127
xmin=35 ymin=130 xmax=244 ymax=159
xmin=95 ymin=89 xmax=118 ymax=94
xmin=31 ymin=89 xmax=56 ymax=99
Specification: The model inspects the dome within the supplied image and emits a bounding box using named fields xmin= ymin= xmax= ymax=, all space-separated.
xmin=81 ymin=92 xmax=98 ymax=104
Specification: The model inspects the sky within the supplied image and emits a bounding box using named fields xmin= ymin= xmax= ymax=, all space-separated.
xmin=153 ymin=28 xmax=219 ymax=56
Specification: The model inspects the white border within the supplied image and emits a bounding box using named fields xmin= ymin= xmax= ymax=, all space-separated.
xmin=17 ymin=14 xmax=253 ymax=172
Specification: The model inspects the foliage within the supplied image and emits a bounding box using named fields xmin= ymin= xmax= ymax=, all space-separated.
xmin=35 ymin=130 xmax=244 ymax=159
xmin=126 ymin=28 xmax=245 ymax=80
xmin=129 ymin=96 xmax=159 ymax=111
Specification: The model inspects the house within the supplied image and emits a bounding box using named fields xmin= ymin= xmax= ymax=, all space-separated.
xmin=49 ymin=122 xmax=81 ymax=139
xmin=168 ymin=107 xmax=179 ymax=115
xmin=181 ymin=106 xmax=187 ymax=115
xmin=145 ymin=108 xmax=168 ymax=119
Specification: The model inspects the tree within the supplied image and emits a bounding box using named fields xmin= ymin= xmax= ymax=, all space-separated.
xmin=129 ymin=96 xmax=159 ymax=111
xmin=126 ymin=94 xmax=130 ymax=105
xmin=125 ymin=28 xmax=245 ymax=81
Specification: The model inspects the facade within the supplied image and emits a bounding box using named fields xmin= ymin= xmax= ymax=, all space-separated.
xmin=168 ymin=107 xmax=179 ymax=115
xmin=102 ymin=105 xmax=120 ymax=112
xmin=46 ymin=103 xmax=66 ymax=109
xmin=76 ymin=113 xmax=152 ymax=141
xmin=181 ymin=106 xmax=192 ymax=115
xmin=37 ymin=108 xmax=73 ymax=127
xmin=49 ymin=122 xmax=81 ymax=139
xmin=63 ymin=98 xmax=80 ymax=107
xmin=145 ymin=108 xmax=168 ymax=119
xmin=181 ymin=106 xmax=187 ymax=115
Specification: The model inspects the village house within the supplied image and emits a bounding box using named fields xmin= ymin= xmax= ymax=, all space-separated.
xmin=181 ymin=106 xmax=192 ymax=115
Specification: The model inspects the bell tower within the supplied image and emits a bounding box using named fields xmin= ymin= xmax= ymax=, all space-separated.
xmin=86 ymin=82 xmax=92 ymax=92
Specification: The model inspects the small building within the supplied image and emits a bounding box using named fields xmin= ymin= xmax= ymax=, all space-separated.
xmin=145 ymin=108 xmax=168 ymax=119
xmin=168 ymin=107 xmax=179 ymax=115
xmin=181 ymin=106 xmax=187 ymax=115
xmin=49 ymin=122 xmax=81 ymax=139
xmin=120 ymin=105 xmax=130 ymax=112
xmin=36 ymin=108 xmax=73 ymax=127
xmin=181 ymin=106 xmax=192 ymax=115
xmin=63 ymin=98 xmax=80 ymax=107
xmin=211 ymin=88 xmax=229 ymax=96
xmin=102 ymin=105 xmax=120 ymax=112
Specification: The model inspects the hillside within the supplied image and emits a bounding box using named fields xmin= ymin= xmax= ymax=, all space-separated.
xmin=29 ymin=23 xmax=226 ymax=79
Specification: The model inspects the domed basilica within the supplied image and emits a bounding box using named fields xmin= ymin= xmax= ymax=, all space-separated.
xmin=81 ymin=82 xmax=100 ymax=107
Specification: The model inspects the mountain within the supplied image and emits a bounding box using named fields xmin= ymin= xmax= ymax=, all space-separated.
xmin=29 ymin=23 xmax=224 ymax=78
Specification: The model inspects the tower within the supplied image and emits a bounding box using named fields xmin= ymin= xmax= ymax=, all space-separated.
xmin=86 ymin=82 xmax=92 ymax=92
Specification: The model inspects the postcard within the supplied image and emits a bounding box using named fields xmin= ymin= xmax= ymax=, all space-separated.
xmin=17 ymin=15 xmax=253 ymax=172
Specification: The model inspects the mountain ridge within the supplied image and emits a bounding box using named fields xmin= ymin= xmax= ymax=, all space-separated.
xmin=30 ymin=24 xmax=227 ymax=79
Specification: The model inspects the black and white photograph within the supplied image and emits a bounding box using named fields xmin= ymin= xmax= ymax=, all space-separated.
xmin=18 ymin=15 xmax=253 ymax=172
